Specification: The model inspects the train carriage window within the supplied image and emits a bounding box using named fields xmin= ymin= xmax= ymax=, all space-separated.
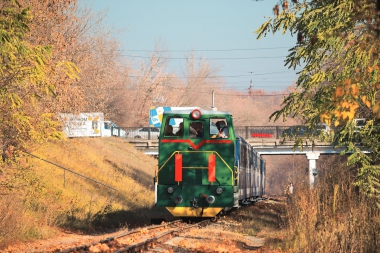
xmin=190 ymin=122 xmax=204 ymax=138
xmin=210 ymin=118 xmax=229 ymax=138
xmin=164 ymin=117 xmax=183 ymax=137
xmin=104 ymin=122 xmax=111 ymax=130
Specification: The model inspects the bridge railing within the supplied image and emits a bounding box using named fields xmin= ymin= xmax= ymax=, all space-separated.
xmin=112 ymin=126 xmax=293 ymax=140
xmin=234 ymin=126 xmax=292 ymax=140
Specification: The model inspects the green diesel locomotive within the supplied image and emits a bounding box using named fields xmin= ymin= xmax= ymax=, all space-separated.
xmin=154 ymin=108 xmax=265 ymax=217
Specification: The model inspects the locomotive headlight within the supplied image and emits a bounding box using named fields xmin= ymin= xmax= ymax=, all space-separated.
xmin=206 ymin=195 xmax=215 ymax=204
xmin=167 ymin=187 xmax=174 ymax=194
xmin=216 ymin=187 xmax=223 ymax=195
xmin=190 ymin=109 xmax=201 ymax=119
xmin=174 ymin=195 xmax=183 ymax=204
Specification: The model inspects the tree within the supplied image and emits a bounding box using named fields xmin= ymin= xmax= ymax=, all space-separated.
xmin=20 ymin=0 xmax=85 ymax=114
xmin=21 ymin=0 xmax=131 ymax=123
xmin=255 ymin=0 xmax=380 ymax=205
xmin=0 ymin=0 xmax=78 ymax=161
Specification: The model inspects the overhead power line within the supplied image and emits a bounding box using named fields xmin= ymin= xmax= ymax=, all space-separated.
xmin=149 ymin=82 xmax=291 ymax=97
xmin=128 ymin=70 xmax=295 ymax=79
xmin=216 ymin=92 xmax=289 ymax=97
xmin=119 ymin=54 xmax=287 ymax=60
xmin=117 ymin=46 xmax=293 ymax=53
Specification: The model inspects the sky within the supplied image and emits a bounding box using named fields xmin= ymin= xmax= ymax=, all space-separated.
xmin=84 ymin=0 xmax=299 ymax=92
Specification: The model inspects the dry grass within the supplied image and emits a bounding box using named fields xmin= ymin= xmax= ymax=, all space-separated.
xmin=223 ymin=155 xmax=380 ymax=253
xmin=224 ymin=199 xmax=287 ymax=252
xmin=282 ymin=155 xmax=380 ymax=253
xmin=0 ymin=137 xmax=171 ymax=248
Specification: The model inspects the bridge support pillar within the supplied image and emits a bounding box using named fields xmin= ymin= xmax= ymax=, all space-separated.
xmin=306 ymin=152 xmax=320 ymax=189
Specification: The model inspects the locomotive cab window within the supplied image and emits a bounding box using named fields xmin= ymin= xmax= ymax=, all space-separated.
xmin=210 ymin=118 xmax=229 ymax=138
xmin=163 ymin=117 xmax=183 ymax=137
xmin=189 ymin=121 xmax=204 ymax=138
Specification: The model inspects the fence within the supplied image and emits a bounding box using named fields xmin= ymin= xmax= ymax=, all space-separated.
xmin=24 ymin=152 xmax=117 ymax=191
xmin=234 ymin=126 xmax=291 ymax=140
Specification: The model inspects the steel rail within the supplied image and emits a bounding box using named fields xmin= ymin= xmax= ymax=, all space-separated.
xmin=58 ymin=219 xmax=183 ymax=253
xmin=113 ymin=220 xmax=209 ymax=253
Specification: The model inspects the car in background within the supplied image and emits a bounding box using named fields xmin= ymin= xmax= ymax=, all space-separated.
xmin=282 ymin=123 xmax=333 ymax=139
xmin=282 ymin=125 xmax=307 ymax=137
xmin=353 ymin=118 xmax=366 ymax=132
xmin=104 ymin=121 xmax=128 ymax=137
xmin=316 ymin=122 xmax=332 ymax=134
xmin=126 ymin=127 xmax=160 ymax=139
xmin=314 ymin=122 xmax=334 ymax=139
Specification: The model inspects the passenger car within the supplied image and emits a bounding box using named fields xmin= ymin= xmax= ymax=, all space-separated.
xmin=126 ymin=127 xmax=160 ymax=139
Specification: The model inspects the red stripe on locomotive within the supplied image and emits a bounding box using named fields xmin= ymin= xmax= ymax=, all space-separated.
xmin=161 ymin=139 xmax=232 ymax=150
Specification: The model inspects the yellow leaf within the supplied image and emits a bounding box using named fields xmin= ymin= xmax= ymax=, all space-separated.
xmin=334 ymin=87 xmax=345 ymax=98
xmin=344 ymin=79 xmax=351 ymax=86
xmin=372 ymin=102 xmax=380 ymax=113
xmin=341 ymin=101 xmax=349 ymax=108
xmin=334 ymin=120 xmax=340 ymax=127
xmin=351 ymin=84 xmax=359 ymax=97
xmin=347 ymin=112 xmax=354 ymax=120
xmin=342 ymin=111 xmax=349 ymax=120
xmin=350 ymin=102 xmax=359 ymax=110
xmin=333 ymin=110 xmax=342 ymax=117
xmin=361 ymin=95 xmax=367 ymax=104
xmin=320 ymin=113 xmax=331 ymax=124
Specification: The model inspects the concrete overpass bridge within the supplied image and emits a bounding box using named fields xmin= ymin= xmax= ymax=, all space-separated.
xmin=128 ymin=137 xmax=348 ymax=188
xmin=248 ymin=139 xmax=346 ymax=188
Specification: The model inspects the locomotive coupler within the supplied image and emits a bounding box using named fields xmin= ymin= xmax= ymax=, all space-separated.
xmin=191 ymin=197 xmax=198 ymax=208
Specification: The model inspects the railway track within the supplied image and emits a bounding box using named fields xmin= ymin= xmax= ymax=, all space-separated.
xmin=5 ymin=197 xmax=281 ymax=252
xmin=58 ymin=219 xmax=210 ymax=253
xmin=55 ymin=199 xmax=271 ymax=253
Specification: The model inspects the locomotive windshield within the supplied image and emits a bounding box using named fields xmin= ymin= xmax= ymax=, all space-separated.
xmin=189 ymin=121 xmax=204 ymax=138
xmin=163 ymin=117 xmax=184 ymax=137
xmin=210 ymin=118 xmax=229 ymax=138
xmin=162 ymin=116 xmax=229 ymax=139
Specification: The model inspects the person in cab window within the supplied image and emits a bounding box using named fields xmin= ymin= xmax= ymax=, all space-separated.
xmin=190 ymin=122 xmax=204 ymax=138
xmin=189 ymin=123 xmax=197 ymax=138
xmin=195 ymin=122 xmax=204 ymax=138
xmin=176 ymin=122 xmax=184 ymax=136
xmin=164 ymin=125 xmax=175 ymax=136
xmin=216 ymin=120 xmax=229 ymax=138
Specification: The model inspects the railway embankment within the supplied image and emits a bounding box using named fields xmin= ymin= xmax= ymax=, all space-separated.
xmin=0 ymin=137 xmax=170 ymax=249
xmin=1 ymin=137 xmax=288 ymax=252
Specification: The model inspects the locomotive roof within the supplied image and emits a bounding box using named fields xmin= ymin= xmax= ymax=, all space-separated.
xmin=163 ymin=109 xmax=232 ymax=116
